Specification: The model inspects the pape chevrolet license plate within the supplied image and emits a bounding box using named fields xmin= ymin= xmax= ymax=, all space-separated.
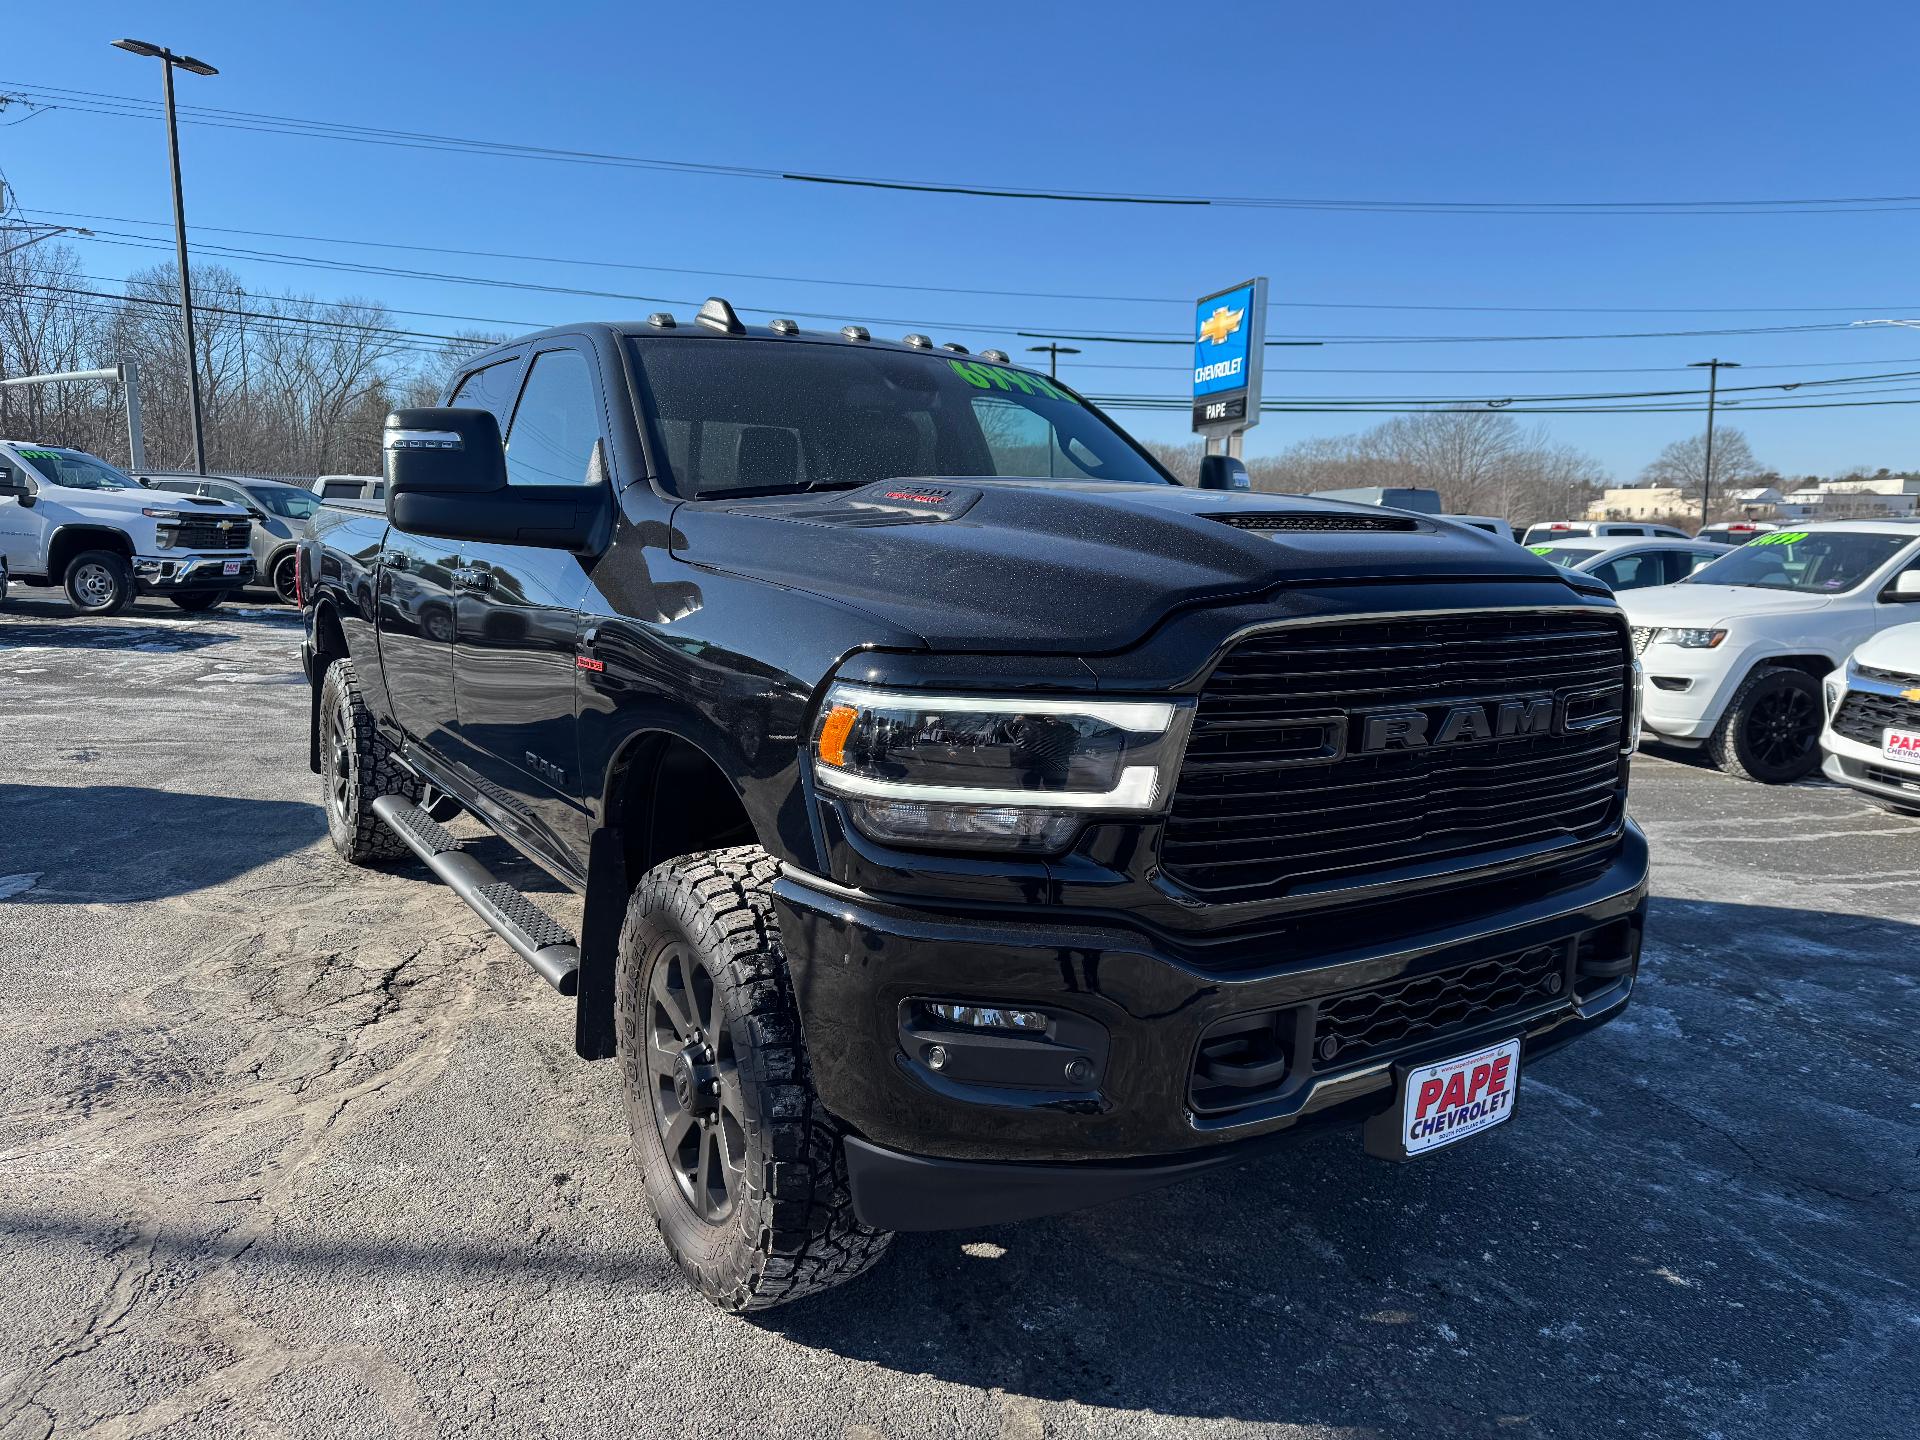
xmin=1395 ymin=1037 xmax=1521 ymax=1158
xmin=222 ymin=560 xmax=242 ymax=576
xmin=1885 ymin=728 xmax=1920 ymax=764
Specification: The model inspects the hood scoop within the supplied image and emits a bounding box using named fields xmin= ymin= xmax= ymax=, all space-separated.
xmin=726 ymin=480 xmax=983 ymax=528
xmin=1209 ymin=511 xmax=1420 ymax=533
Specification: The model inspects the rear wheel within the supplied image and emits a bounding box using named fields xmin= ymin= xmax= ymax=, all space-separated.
xmin=64 ymin=550 xmax=130 ymax=616
xmin=271 ymin=553 xmax=299 ymax=605
xmin=170 ymin=591 xmax=227 ymax=613
xmin=615 ymin=846 xmax=891 ymax=1311
xmin=318 ymin=657 xmax=418 ymax=864
xmin=1708 ymin=665 xmax=1823 ymax=783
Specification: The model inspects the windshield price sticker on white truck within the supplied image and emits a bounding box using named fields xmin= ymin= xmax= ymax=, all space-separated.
xmin=1401 ymin=1037 xmax=1521 ymax=1157
xmin=1886 ymin=729 xmax=1920 ymax=763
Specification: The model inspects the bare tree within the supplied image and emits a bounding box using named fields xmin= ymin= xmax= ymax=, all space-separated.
xmin=1637 ymin=427 xmax=1763 ymax=498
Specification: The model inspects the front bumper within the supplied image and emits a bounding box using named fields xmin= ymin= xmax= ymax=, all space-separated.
xmin=132 ymin=553 xmax=256 ymax=593
xmin=777 ymin=825 xmax=1649 ymax=1230
xmin=1822 ymin=732 xmax=1920 ymax=807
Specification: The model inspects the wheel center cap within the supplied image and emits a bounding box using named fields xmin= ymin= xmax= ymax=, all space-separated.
xmin=673 ymin=1050 xmax=716 ymax=1118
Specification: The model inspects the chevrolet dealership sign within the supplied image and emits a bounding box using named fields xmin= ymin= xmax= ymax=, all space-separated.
xmin=1192 ymin=276 xmax=1267 ymax=437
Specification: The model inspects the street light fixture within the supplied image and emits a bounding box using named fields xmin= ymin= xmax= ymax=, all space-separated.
xmin=111 ymin=37 xmax=219 ymax=474
xmin=1688 ymin=358 xmax=1740 ymax=528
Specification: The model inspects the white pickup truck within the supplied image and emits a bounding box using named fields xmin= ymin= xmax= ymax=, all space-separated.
xmin=1821 ymin=621 xmax=1920 ymax=814
xmin=1617 ymin=521 xmax=1920 ymax=782
xmin=0 ymin=440 xmax=254 ymax=615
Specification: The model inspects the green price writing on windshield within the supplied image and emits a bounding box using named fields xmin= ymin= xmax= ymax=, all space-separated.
xmin=1528 ymin=545 xmax=1555 ymax=555
xmin=1745 ymin=531 xmax=1808 ymax=546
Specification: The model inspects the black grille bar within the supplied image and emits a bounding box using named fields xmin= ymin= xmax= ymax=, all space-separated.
xmin=1833 ymin=690 xmax=1920 ymax=746
xmin=1163 ymin=611 xmax=1631 ymax=903
xmin=165 ymin=516 xmax=250 ymax=551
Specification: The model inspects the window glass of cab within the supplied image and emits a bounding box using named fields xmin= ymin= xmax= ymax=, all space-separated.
xmin=504 ymin=349 xmax=604 ymax=487
xmin=448 ymin=356 xmax=526 ymax=430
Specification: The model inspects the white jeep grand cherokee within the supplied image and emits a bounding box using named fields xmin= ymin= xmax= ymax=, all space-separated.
xmin=0 ymin=441 xmax=254 ymax=615
xmin=1821 ymin=621 xmax=1920 ymax=814
xmin=1617 ymin=522 xmax=1920 ymax=782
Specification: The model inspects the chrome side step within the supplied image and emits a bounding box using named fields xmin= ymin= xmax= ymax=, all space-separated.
xmin=371 ymin=794 xmax=580 ymax=995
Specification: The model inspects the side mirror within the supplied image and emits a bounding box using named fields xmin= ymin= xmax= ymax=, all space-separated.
xmin=1888 ymin=569 xmax=1920 ymax=600
xmin=383 ymin=407 xmax=607 ymax=553
xmin=1197 ymin=455 xmax=1250 ymax=492
xmin=0 ymin=466 xmax=32 ymax=504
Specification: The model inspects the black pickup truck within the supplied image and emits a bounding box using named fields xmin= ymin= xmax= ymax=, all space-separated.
xmin=301 ymin=300 xmax=1648 ymax=1311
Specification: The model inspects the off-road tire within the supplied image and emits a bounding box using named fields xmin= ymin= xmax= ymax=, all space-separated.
xmin=615 ymin=845 xmax=892 ymax=1311
xmin=1708 ymin=665 xmax=1823 ymax=784
xmin=170 ymin=591 xmax=227 ymax=613
xmin=318 ymin=657 xmax=418 ymax=865
xmin=64 ymin=550 xmax=131 ymax=616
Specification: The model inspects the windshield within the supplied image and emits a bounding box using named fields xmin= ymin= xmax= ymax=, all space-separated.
xmin=1684 ymin=531 xmax=1914 ymax=593
xmin=250 ymin=486 xmax=319 ymax=520
xmin=11 ymin=447 xmax=138 ymax=491
xmin=628 ymin=338 xmax=1171 ymax=498
xmin=1530 ymin=545 xmax=1599 ymax=568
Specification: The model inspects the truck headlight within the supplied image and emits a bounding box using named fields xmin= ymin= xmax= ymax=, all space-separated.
xmin=1656 ymin=627 xmax=1727 ymax=649
xmin=1627 ymin=660 xmax=1644 ymax=752
xmin=810 ymin=683 xmax=1193 ymax=852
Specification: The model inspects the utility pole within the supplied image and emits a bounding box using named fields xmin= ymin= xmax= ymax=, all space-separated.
xmin=112 ymin=38 xmax=218 ymax=475
xmin=1025 ymin=343 xmax=1081 ymax=381
xmin=1688 ymin=358 xmax=1740 ymax=528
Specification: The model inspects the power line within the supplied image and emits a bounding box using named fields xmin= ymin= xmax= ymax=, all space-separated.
xmin=23 ymin=206 xmax=1920 ymax=316
xmin=10 ymin=82 xmax=1920 ymax=216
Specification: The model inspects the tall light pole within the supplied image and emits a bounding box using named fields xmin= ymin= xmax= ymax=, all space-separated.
xmin=1688 ymin=358 xmax=1740 ymax=528
xmin=112 ymin=37 xmax=218 ymax=475
xmin=1026 ymin=343 xmax=1081 ymax=380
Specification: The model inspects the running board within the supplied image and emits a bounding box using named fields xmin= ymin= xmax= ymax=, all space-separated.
xmin=371 ymin=794 xmax=580 ymax=995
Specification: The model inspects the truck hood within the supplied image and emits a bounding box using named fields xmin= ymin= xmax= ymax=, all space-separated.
xmin=57 ymin=489 xmax=248 ymax=521
xmin=1852 ymin=620 xmax=1920 ymax=675
xmin=668 ymin=478 xmax=1586 ymax=652
xmin=1618 ymin=583 xmax=1833 ymax=628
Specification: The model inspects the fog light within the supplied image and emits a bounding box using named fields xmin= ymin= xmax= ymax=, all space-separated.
xmin=924 ymin=1002 xmax=1047 ymax=1032
xmin=924 ymin=1043 xmax=949 ymax=1071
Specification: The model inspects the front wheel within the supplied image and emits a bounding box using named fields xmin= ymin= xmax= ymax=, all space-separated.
xmin=170 ymin=591 xmax=227 ymax=613
xmin=64 ymin=550 xmax=131 ymax=616
xmin=318 ymin=657 xmax=418 ymax=864
xmin=1708 ymin=665 xmax=1823 ymax=783
xmin=271 ymin=553 xmax=299 ymax=605
xmin=615 ymin=846 xmax=892 ymax=1311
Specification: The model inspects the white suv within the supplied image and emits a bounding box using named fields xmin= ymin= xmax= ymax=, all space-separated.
xmin=0 ymin=441 xmax=254 ymax=615
xmin=1618 ymin=522 xmax=1920 ymax=781
xmin=1821 ymin=622 xmax=1920 ymax=814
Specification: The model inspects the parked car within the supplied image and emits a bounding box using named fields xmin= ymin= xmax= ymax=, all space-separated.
xmin=1440 ymin=514 xmax=1516 ymax=539
xmin=1527 ymin=535 xmax=1723 ymax=591
xmin=312 ymin=475 xmax=384 ymax=503
xmin=143 ymin=472 xmax=319 ymax=603
xmin=1521 ymin=520 xmax=1692 ymax=546
xmin=1619 ymin=522 xmax=1920 ymax=781
xmin=1697 ymin=521 xmax=1779 ymax=547
xmin=302 ymin=309 xmax=1648 ymax=1312
xmin=0 ymin=440 xmax=253 ymax=615
xmin=1821 ymin=622 xmax=1920 ymax=815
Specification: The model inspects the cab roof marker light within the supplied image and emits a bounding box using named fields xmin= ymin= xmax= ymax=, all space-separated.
xmin=825 ymin=684 xmax=1176 ymax=733
xmin=696 ymin=297 xmax=745 ymax=334
xmin=940 ymin=342 xmax=970 ymax=354
xmin=646 ymin=312 xmax=677 ymax=328
xmin=980 ymin=349 xmax=1011 ymax=363
xmin=903 ymin=333 xmax=932 ymax=349
xmin=841 ymin=324 xmax=871 ymax=342
xmin=770 ymin=318 xmax=799 ymax=335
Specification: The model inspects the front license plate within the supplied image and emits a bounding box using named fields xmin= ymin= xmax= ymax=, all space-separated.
xmin=222 ymin=560 xmax=242 ymax=576
xmin=1884 ymin=728 xmax=1920 ymax=764
xmin=1400 ymin=1037 xmax=1521 ymax=1158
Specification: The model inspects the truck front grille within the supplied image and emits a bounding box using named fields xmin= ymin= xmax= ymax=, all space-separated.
xmin=1162 ymin=611 xmax=1631 ymax=904
xmin=1312 ymin=944 xmax=1566 ymax=1071
xmin=168 ymin=515 xmax=249 ymax=551
xmin=1833 ymin=689 xmax=1920 ymax=746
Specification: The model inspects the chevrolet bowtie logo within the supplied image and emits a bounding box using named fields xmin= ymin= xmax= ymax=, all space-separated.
xmin=1903 ymin=687 xmax=1920 ymax=703
xmin=1198 ymin=305 xmax=1245 ymax=346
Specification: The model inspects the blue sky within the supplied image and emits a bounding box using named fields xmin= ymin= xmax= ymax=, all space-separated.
xmin=5 ymin=1 xmax=1920 ymax=480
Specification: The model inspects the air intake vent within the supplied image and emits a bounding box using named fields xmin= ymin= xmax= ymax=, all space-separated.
xmin=1210 ymin=512 xmax=1419 ymax=533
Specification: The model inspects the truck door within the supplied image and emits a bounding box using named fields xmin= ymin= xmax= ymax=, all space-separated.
xmin=0 ymin=446 xmax=52 ymax=576
xmin=447 ymin=345 xmax=597 ymax=864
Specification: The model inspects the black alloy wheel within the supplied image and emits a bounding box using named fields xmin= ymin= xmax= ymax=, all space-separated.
xmin=645 ymin=941 xmax=747 ymax=1223
xmin=1742 ymin=683 xmax=1818 ymax=771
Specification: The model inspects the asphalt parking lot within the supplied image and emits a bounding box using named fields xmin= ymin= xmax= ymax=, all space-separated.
xmin=2 ymin=593 xmax=1916 ymax=1440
